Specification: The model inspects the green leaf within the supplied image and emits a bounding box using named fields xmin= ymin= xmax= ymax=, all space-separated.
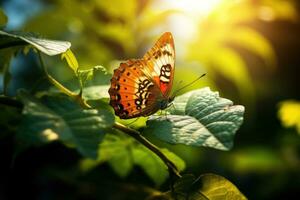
xmin=132 ymin=146 xmax=185 ymax=186
xmin=80 ymin=133 xmax=134 ymax=177
xmin=154 ymin=174 xmax=247 ymax=200
xmin=0 ymin=30 xmax=71 ymax=56
xmin=61 ymin=49 xmax=79 ymax=74
xmin=80 ymin=133 xmax=185 ymax=185
xmin=17 ymin=90 xmax=114 ymax=159
xmin=82 ymin=85 xmax=110 ymax=100
xmin=0 ymin=8 xmax=8 ymax=28
xmin=188 ymin=173 xmax=247 ymax=200
xmin=146 ymin=87 xmax=244 ymax=150
xmin=77 ymin=65 xmax=110 ymax=90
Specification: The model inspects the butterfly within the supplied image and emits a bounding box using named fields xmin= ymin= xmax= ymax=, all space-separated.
xmin=109 ymin=32 xmax=175 ymax=119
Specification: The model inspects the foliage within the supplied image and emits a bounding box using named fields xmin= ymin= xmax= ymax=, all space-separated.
xmin=1 ymin=0 xmax=299 ymax=199
xmin=0 ymin=18 xmax=246 ymax=199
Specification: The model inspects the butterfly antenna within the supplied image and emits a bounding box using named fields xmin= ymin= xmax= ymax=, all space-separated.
xmin=173 ymin=73 xmax=206 ymax=97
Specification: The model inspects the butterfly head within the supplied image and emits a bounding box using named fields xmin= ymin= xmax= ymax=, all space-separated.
xmin=158 ymin=96 xmax=175 ymax=110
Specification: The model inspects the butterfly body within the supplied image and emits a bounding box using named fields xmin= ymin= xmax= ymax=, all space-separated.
xmin=109 ymin=32 xmax=175 ymax=119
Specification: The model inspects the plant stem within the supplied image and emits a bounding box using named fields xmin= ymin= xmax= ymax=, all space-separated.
xmin=113 ymin=122 xmax=181 ymax=179
xmin=37 ymin=51 xmax=91 ymax=109
xmin=38 ymin=51 xmax=77 ymax=97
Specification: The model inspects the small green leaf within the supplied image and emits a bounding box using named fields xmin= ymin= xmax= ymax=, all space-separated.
xmin=0 ymin=8 xmax=8 ymax=28
xmin=61 ymin=49 xmax=79 ymax=74
xmin=188 ymin=173 xmax=247 ymax=200
xmin=146 ymin=87 xmax=244 ymax=150
xmin=77 ymin=65 xmax=110 ymax=90
xmin=0 ymin=30 xmax=71 ymax=56
xmin=17 ymin=90 xmax=114 ymax=159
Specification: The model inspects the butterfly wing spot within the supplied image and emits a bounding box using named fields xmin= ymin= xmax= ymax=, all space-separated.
xmin=162 ymin=50 xmax=172 ymax=56
xmin=116 ymin=93 xmax=121 ymax=100
xmin=159 ymin=64 xmax=172 ymax=83
xmin=116 ymin=103 xmax=124 ymax=111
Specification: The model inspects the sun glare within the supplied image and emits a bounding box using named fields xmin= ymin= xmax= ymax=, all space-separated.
xmin=168 ymin=0 xmax=223 ymax=16
xmin=152 ymin=0 xmax=223 ymax=55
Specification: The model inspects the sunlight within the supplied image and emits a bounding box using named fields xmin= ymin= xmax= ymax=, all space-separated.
xmin=168 ymin=0 xmax=222 ymax=16
xmin=152 ymin=0 xmax=223 ymax=55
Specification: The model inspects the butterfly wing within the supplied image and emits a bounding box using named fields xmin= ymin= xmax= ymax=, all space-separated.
xmin=109 ymin=32 xmax=175 ymax=119
xmin=143 ymin=32 xmax=175 ymax=97
xmin=109 ymin=59 xmax=161 ymax=119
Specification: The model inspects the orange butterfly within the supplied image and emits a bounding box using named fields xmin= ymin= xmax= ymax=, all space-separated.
xmin=109 ymin=32 xmax=175 ymax=119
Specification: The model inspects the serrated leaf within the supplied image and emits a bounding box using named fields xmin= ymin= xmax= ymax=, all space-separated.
xmin=188 ymin=173 xmax=247 ymax=200
xmin=61 ymin=49 xmax=79 ymax=73
xmin=146 ymin=87 xmax=244 ymax=150
xmin=0 ymin=30 xmax=71 ymax=56
xmin=17 ymin=90 xmax=114 ymax=159
xmin=77 ymin=65 xmax=110 ymax=89
xmin=0 ymin=8 xmax=8 ymax=28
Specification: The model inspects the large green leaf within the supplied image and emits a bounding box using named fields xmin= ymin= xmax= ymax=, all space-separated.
xmin=17 ymin=90 xmax=114 ymax=159
xmin=146 ymin=87 xmax=244 ymax=150
xmin=147 ymin=174 xmax=247 ymax=200
xmin=188 ymin=174 xmax=247 ymax=200
xmin=171 ymin=174 xmax=247 ymax=200
xmin=80 ymin=133 xmax=185 ymax=185
xmin=0 ymin=30 xmax=71 ymax=56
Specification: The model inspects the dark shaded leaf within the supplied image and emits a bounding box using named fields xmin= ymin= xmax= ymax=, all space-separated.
xmin=80 ymin=133 xmax=185 ymax=185
xmin=17 ymin=90 xmax=114 ymax=159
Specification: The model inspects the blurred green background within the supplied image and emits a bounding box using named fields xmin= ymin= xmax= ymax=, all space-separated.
xmin=0 ymin=0 xmax=299 ymax=199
